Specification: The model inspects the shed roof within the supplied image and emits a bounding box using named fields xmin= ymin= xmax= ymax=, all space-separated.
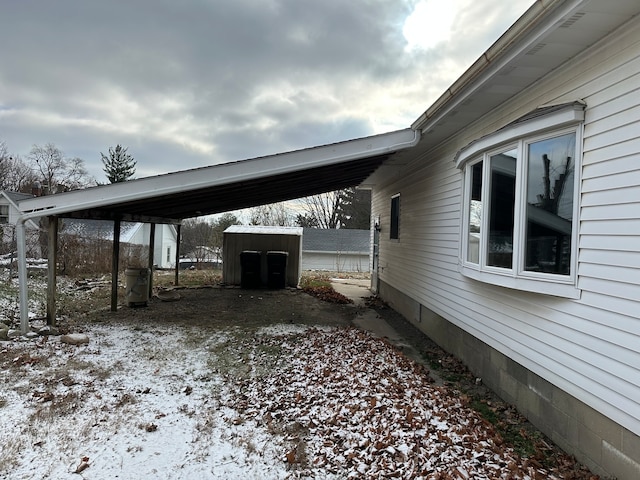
xmin=224 ymin=225 xmax=303 ymax=236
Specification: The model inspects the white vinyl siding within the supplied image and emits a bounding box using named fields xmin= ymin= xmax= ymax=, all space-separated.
xmin=372 ymin=15 xmax=640 ymax=438
xmin=301 ymin=252 xmax=368 ymax=272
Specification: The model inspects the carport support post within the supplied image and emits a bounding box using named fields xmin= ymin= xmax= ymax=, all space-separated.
xmin=174 ymin=224 xmax=181 ymax=286
xmin=17 ymin=221 xmax=30 ymax=334
xmin=148 ymin=223 xmax=155 ymax=297
xmin=46 ymin=216 xmax=58 ymax=326
xmin=111 ymin=220 xmax=121 ymax=312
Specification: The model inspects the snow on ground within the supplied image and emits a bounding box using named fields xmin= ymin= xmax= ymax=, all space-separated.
xmin=1 ymin=321 xmax=562 ymax=479
xmin=0 ymin=272 xmax=48 ymax=324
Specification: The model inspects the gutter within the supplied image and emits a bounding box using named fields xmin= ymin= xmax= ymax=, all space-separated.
xmin=411 ymin=0 xmax=571 ymax=133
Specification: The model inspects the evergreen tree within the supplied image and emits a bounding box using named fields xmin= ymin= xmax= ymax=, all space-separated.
xmin=337 ymin=188 xmax=371 ymax=229
xmin=101 ymin=144 xmax=136 ymax=183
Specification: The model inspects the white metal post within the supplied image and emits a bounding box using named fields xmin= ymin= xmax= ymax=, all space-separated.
xmin=16 ymin=221 xmax=29 ymax=334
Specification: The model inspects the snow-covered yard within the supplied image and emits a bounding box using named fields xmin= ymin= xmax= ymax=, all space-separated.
xmin=2 ymin=319 xmax=574 ymax=480
xmin=0 ymin=268 xmax=598 ymax=479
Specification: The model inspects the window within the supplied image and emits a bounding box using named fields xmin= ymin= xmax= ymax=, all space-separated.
xmin=0 ymin=205 xmax=8 ymax=224
xmin=390 ymin=194 xmax=400 ymax=240
xmin=166 ymin=247 xmax=171 ymax=263
xmin=456 ymin=102 xmax=584 ymax=298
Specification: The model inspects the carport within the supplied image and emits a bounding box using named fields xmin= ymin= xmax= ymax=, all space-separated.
xmin=13 ymin=128 xmax=419 ymax=333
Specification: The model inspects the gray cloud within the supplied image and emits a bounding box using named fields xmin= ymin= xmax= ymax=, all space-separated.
xmin=0 ymin=0 xmax=532 ymax=182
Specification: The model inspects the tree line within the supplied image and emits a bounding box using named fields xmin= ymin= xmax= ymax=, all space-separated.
xmin=2 ymin=139 xmax=371 ymax=269
xmin=0 ymin=140 xmax=136 ymax=193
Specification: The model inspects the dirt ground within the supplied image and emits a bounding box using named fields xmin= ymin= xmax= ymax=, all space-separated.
xmin=83 ymin=285 xmax=357 ymax=330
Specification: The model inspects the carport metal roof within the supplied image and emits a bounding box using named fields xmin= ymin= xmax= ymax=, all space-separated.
xmin=16 ymin=128 xmax=419 ymax=224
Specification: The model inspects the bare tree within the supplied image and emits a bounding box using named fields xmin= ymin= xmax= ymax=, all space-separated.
xmin=300 ymin=191 xmax=341 ymax=229
xmin=298 ymin=188 xmax=371 ymax=229
xmin=180 ymin=218 xmax=215 ymax=265
xmin=28 ymin=143 xmax=93 ymax=193
xmin=211 ymin=213 xmax=240 ymax=263
xmin=249 ymin=203 xmax=294 ymax=226
xmin=0 ymin=142 xmax=36 ymax=192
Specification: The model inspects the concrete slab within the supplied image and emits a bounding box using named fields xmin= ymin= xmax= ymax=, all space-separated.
xmin=330 ymin=278 xmax=433 ymax=374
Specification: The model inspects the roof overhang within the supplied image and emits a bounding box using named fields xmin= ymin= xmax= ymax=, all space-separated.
xmin=366 ymin=0 xmax=640 ymax=188
xmin=412 ymin=0 xmax=640 ymax=143
xmin=16 ymin=128 xmax=419 ymax=224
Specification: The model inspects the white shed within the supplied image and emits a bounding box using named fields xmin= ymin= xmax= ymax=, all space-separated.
xmin=222 ymin=225 xmax=303 ymax=287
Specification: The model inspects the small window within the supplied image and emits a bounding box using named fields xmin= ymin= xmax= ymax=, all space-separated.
xmin=390 ymin=194 xmax=400 ymax=240
xmin=166 ymin=247 xmax=171 ymax=263
xmin=0 ymin=205 xmax=9 ymax=224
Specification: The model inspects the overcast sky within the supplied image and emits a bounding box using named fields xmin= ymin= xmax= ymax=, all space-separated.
xmin=1 ymin=0 xmax=532 ymax=182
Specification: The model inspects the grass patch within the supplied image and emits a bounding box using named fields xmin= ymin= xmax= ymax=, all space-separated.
xmin=299 ymin=273 xmax=352 ymax=304
xmin=154 ymin=269 xmax=221 ymax=288
xmin=299 ymin=274 xmax=332 ymax=289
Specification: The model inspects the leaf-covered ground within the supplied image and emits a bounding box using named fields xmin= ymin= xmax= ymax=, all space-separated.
xmin=1 ymin=321 xmax=597 ymax=479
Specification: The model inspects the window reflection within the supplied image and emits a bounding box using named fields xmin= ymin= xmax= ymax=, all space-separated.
xmin=467 ymin=161 xmax=483 ymax=263
xmin=525 ymin=133 xmax=575 ymax=275
xmin=487 ymin=148 xmax=517 ymax=268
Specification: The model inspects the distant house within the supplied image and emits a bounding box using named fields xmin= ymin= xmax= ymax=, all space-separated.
xmin=179 ymin=245 xmax=222 ymax=269
xmin=301 ymin=228 xmax=370 ymax=272
xmin=1 ymin=191 xmax=35 ymax=226
xmin=0 ymin=191 xmax=40 ymax=256
xmin=62 ymin=219 xmax=178 ymax=269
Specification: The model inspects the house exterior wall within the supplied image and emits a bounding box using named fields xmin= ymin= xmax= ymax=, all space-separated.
xmin=301 ymin=251 xmax=368 ymax=272
xmin=372 ymin=17 xmax=640 ymax=480
xmin=155 ymin=224 xmax=177 ymax=269
xmin=222 ymin=232 xmax=302 ymax=287
xmin=127 ymin=223 xmax=177 ymax=269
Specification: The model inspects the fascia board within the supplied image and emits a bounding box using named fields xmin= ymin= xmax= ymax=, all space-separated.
xmin=411 ymin=0 xmax=584 ymax=133
xmin=17 ymin=128 xmax=419 ymax=219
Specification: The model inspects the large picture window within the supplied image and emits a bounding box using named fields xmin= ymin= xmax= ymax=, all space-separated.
xmin=456 ymin=102 xmax=583 ymax=298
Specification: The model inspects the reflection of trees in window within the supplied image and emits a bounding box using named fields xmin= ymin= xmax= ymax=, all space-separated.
xmin=525 ymin=133 xmax=575 ymax=274
xmin=467 ymin=161 xmax=483 ymax=263
xmin=487 ymin=149 xmax=517 ymax=268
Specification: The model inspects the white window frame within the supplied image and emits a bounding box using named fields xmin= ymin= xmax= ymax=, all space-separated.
xmin=456 ymin=103 xmax=584 ymax=299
